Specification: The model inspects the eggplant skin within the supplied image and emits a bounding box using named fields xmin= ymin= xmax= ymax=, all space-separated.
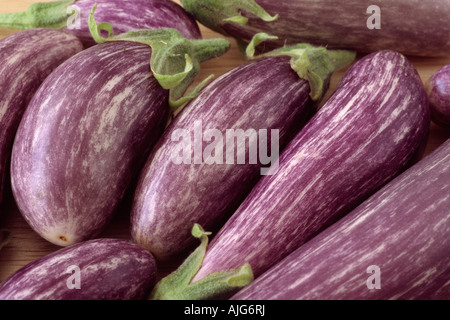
xmin=192 ymin=50 xmax=430 ymax=283
xmin=10 ymin=41 xmax=170 ymax=247
xmin=0 ymin=29 xmax=83 ymax=211
xmin=131 ymin=56 xmax=314 ymax=261
xmin=232 ymin=139 xmax=450 ymax=300
xmin=188 ymin=0 xmax=450 ymax=57
xmin=66 ymin=0 xmax=201 ymax=47
xmin=427 ymin=64 xmax=450 ymax=128
xmin=0 ymin=238 xmax=157 ymax=300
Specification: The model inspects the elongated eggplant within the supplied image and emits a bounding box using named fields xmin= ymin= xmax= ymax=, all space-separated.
xmin=10 ymin=19 xmax=230 ymax=247
xmin=0 ymin=238 xmax=157 ymax=300
xmin=0 ymin=0 xmax=201 ymax=47
xmin=159 ymin=50 xmax=431 ymax=300
xmin=181 ymin=0 xmax=450 ymax=57
xmin=130 ymin=38 xmax=356 ymax=261
xmin=427 ymin=64 xmax=450 ymax=128
xmin=232 ymin=138 xmax=450 ymax=300
xmin=0 ymin=29 xmax=83 ymax=211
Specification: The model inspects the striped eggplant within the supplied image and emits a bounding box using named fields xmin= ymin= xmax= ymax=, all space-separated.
xmin=156 ymin=50 xmax=432 ymax=299
xmin=427 ymin=64 xmax=450 ymax=128
xmin=0 ymin=238 xmax=157 ymax=300
xmin=130 ymin=40 xmax=356 ymax=262
xmin=232 ymin=138 xmax=450 ymax=300
xmin=0 ymin=0 xmax=201 ymax=47
xmin=181 ymin=0 xmax=450 ymax=57
xmin=0 ymin=28 xmax=83 ymax=212
xmin=10 ymin=23 xmax=230 ymax=247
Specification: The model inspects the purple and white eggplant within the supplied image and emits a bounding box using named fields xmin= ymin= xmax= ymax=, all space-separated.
xmin=130 ymin=34 xmax=356 ymax=262
xmin=190 ymin=49 xmax=430 ymax=284
xmin=181 ymin=0 xmax=450 ymax=57
xmin=151 ymin=50 xmax=431 ymax=299
xmin=427 ymin=64 xmax=450 ymax=128
xmin=10 ymin=11 xmax=230 ymax=247
xmin=232 ymin=138 xmax=450 ymax=300
xmin=0 ymin=29 xmax=83 ymax=211
xmin=0 ymin=0 xmax=201 ymax=47
xmin=0 ymin=238 xmax=157 ymax=300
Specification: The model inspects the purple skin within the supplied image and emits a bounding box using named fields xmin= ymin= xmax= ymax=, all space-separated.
xmin=0 ymin=29 xmax=83 ymax=211
xmin=0 ymin=238 xmax=157 ymax=300
xmin=65 ymin=0 xmax=202 ymax=47
xmin=427 ymin=65 xmax=450 ymax=128
xmin=131 ymin=56 xmax=316 ymax=261
xmin=232 ymin=139 xmax=450 ymax=300
xmin=10 ymin=41 xmax=170 ymax=247
xmin=192 ymin=50 xmax=430 ymax=284
xmin=183 ymin=0 xmax=450 ymax=57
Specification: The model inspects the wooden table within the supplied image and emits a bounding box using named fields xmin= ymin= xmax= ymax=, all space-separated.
xmin=0 ymin=0 xmax=449 ymax=284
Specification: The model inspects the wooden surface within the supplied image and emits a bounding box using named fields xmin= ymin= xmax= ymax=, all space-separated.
xmin=0 ymin=0 xmax=449 ymax=284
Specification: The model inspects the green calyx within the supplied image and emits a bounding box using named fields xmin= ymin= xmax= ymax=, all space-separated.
xmin=247 ymin=33 xmax=356 ymax=101
xmin=88 ymin=5 xmax=230 ymax=111
xmin=0 ymin=0 xmax=75 ymax=30
xmin=181 ymin=0 xmax=278 ymax=34
xmin=0 ymin=229 xmax=11 ymax=251
xmin=150 ymin=224 xmax=254 ymax=300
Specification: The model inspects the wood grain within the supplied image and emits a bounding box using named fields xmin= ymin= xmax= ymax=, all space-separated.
xmin=0 ymin=0 xmax=449 ymax=284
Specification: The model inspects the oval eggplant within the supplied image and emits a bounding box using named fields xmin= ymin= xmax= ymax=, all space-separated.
xmin=130 ymin=44 xmax=356 ymax=261
xmin=0 ymin=0 xmax=201 ymax=47
xmin=181 ymin=0 xmax=450 ymax=57
xmin=0 ymin=238 xmax=157 ymax=300
xmin=0 ymin=28 xmax=83 ymax=211
xmin=232 ymin=138 xmax=450 ymax=300
xmin=10 ymin=41 xmax=170 ymax=247
xmin=190 ymin=50 xmax=430 ymax=287
xmin=131 ymin=56 xmax=314 ymax=261
xmin=427 ymin=64 xmax=450 ymax=128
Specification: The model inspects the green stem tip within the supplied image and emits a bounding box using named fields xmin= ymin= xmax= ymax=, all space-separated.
xmin=0 ymin=229 xmax=11 ymax=251
xmin=0 ymin=0 xmax=74 ymax=30
xmin=150 ymin=224 xmax=254 ymax=300
xmin=87 ymin=4 xmax=230 ymax=110
xmin=246 ymin=33 xmax=356 ymax=102
xmin=181 ymin=0 xmax=278 ymax=34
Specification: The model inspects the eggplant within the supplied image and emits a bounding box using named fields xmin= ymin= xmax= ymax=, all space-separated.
xmin=427 ymin=64 xmax=450 ymax=128
xmin=0 ymin=28 xmax=83 ymax=211
xmin=232 ymin=138 xmax=450 ymax=300
xmin=150 ymin=50 xmax=431 ymax=300
xmin=0 ymin=0 xmax=201 ymax=47
xmin=10 ymin=15 xmax=230 ymax=247
xmin=181 ymin=0 xmax=450 ymax=57
xmin=130 ymin=37 xmax=356 ymax=262
xmin=150 ymin=50 xmax=432 ymax=300
xmin=0 ymin=238 xmax=157 ymax=300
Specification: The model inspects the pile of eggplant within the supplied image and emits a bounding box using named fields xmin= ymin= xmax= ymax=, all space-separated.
xmin=0 ymin=0 xmax=448 ymax=300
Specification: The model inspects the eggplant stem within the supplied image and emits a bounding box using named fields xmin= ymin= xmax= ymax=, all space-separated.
xmin=0 ymin=0 xmax=74 ymax=29
xmin=149 ymin=224 xmax=254 ymax=300
xmin=181 ymin=0 xmax=278 ymax=34
xmin=246 ymin=33 xmax=356 ymax=102
xmin=87 ymin=4 xmax=230 ymax=110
